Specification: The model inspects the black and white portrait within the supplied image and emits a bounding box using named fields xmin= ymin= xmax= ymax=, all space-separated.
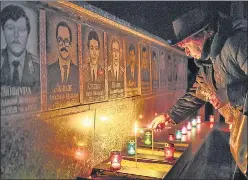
xmin=1 ymin=2 xmax=40 ymax=116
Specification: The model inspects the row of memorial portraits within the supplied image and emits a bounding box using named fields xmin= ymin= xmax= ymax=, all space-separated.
xmin=0 ymin=2 xmax=187 ymax=116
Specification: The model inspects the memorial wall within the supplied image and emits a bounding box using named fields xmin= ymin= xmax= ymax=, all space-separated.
xmin=1 ymin=1 xmax=188 ymax=179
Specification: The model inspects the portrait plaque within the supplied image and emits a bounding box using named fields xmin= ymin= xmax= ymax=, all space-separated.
xmin=1 ymin=2 xmax=41 ymax=116
xmin=107 ymin=35 xmax=124 ymax=99
xmin=125 ymin=40 xmax=139 ymax=97
xmin=82 ymin=26 xmax=105 ymax=103
xmin=151 ymin=47 xmax=159 ymax=92
xmin=140 ymin=44 xmax=151 ymax=95
xmin=46 ymin=12 xmax=79 ymax=110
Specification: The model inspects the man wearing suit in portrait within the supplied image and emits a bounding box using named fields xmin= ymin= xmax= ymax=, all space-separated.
xmin=152 ymin=50 xmax=159 ymax=81
xmin=126 ymin=44 xmax=138 ymax=87
xmin=83 ymin=30 xmax=104 ymax=84
xmin=0 ymin=5 xmax=40 ymax=93
xmin=141 ymin=47 xmax=150 ymax=82
xmin=159 ymin=52 xmax=167 ymax=85
xmin=108 ymin=38 xmax=124 ymax=82
xmin=47 ymin=21 xmax=78 ymax=93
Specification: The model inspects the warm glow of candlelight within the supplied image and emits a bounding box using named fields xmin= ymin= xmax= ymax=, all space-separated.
xmin=229 ymin=124 xmax=232 ymax=130
xmin=134 ymin=121 xmax=138 ymax=133
xmin=139 ymin=115 xmax=143 ymax=119
xmin=197 ymin=116 xmax=201 ymax=124
xmin=75 ymin=149 xmax=84 ymax=160
xmin=181 ymin=126 xmax=187 ymax=135
xmin=82 ymin=117 xmax=91 ymax=127
xmin=209 ymin=115 xmax=215 ymax=123
xmin=154 ymin=112 xmax=158 ymax=116
xmin=175 ymin=130 xmax=182 ymax=140
xmin=100 ymin=116 xmax=108 ymax=121
xmin=191 ymin=119 xmax=197 ymax=127
xmin=169 ymin=134 xmax=174 ymax=141
xmin=187 ymin=122 xmax=192 ymax=131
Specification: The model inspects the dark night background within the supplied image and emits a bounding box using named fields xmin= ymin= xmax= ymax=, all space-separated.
xmin=85 ymin=1 xmax=247 ymax=41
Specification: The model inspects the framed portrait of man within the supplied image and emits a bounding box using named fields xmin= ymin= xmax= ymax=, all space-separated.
xmin=158 ymin=50 xmax=167 ymax=91
xmin=140 ymin=44 xmax=150 ymax=95
xmin=107 ymin=35 xmax=124 ymax=99
xmin=46 ymin=12 xmax=79 ymax=110
xmin=166 ymin=51 xmax=174 ymax=91
xmin=125 ymin=40 xmax=139 ymax=97
xmin=1 ymin=2 xmax=41 ymax=116
xmin=82 ymin=25 xmax=105 ymax=103
xmin=151 ymin=47 xmax=159 ymax=92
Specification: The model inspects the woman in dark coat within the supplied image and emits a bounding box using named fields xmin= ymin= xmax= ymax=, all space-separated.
xmin=151 ymin=8 xmax=247 ymax=179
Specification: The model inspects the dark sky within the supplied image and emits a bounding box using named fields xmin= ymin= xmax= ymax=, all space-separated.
xmin=85 ymin=1 xmax=247 ymax=41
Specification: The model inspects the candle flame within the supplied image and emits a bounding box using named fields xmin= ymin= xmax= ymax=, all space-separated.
xmin=100 ymin=116 xmax=108 ymax=121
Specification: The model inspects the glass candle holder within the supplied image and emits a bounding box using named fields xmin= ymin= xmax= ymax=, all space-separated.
xmin=110 ymin=150 xmax=122 ymax=170
xmin=191 ymin=119 xmax=197 ymax=127
xmin=175 ymin=130 xmax=182 ymax=140
xmin=168 ymin=134 xmax=175 ymax=141
xmin=164 ymin=143 xmax=175 ymax=161
xmin=127 ymin=140 xmax=136 ymax=156
xmin=209 ymin=115 xmax=215 ymax=123
xmin=197 ymin=116 xmax=201 ymax=124
xmin=144 ymin=131 xmax=152 ymax=146
xmin=181 ymin=126 xmax=187 ymax=135
xmin=187 ymin=121 xmax=192 ymax=131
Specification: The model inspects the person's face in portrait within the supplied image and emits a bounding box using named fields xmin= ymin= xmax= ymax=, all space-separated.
xmin=57 ymin=26 xmax=71 ymax=61
xmin=129 ymin=49 xmax=136 ymax=66
xmin=89 ymin=38 xmax=100 ymax=66
xmin=3 ymin=17 xmax=28 ymax=57
xmin=112 ymin=41 xmax=120 ymax=66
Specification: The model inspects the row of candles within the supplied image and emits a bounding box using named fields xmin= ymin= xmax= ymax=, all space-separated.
xmin=110 ymin=115 xmax=215 ymax=170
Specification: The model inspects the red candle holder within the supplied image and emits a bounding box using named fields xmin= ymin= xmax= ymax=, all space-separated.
xmin=209 ymin=115 xmax=215 ymax=123
xmin=168 ymin=134 xmax=175 ymax=141
xmin=164 ymin=143 xmax=175 ymax=161
xmin=110 ymin=151 xmax=122 ymax=170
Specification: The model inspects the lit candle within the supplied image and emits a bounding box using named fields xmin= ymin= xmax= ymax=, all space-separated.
xmin=181 ymin=135 xmax=187 ymax=142
xmin=197 ymin=116 xmax=201 ymax=124
xmin=164 ymin=143 xmax=175 ymax=161
xmin=181 ymin=126 xmax=187 ymax=135
xmin=191 ymin=119 xmax=197 ymax=127
xmin=187 ymin=121 xmax=192 ymax=131
xmin=144 ymin=131 xmax=152 ymax=145
xmin=229 ymin=124 xmax=232 ymax=130
xmin=168 ymin=134 xmax=175 ymax=141
xmin=175 ymin=130 xmax=182 ymax=140
xmin=110 ymin=151 xmax=122 ymax=170
xmin=127 ymin=140 xmax=136 ymax=156
xmin=209 ymin=115 xmax=215 ymax=123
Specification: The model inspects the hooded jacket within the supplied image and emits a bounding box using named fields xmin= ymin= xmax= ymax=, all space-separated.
xmin=166 ymin=12 xmax=248 ymax=124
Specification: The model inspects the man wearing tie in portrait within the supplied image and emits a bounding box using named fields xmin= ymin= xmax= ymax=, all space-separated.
xmin=83 ymin=30 xmax=104 ymax=83
xmin=48 ymin=21 xmax=78 ymax=92
xmin=108 ymin=38 xmax=124 ymax=82
xmin=141 ymin=47 xmax=150 ymax=82
xmin=152 ymin=51 xmax=158 ymax=81
xmin=1 ymin=5 xmax=40 ymax=93
xmin=126 ymin=44 xmax=138 ymax=87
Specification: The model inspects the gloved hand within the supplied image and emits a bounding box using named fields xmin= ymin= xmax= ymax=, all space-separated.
xmin=150 ymin=113 xmax=175 ymax=131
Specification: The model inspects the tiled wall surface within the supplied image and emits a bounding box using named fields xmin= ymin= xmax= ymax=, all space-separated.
xmin=1 ymin=90 xmax=187 ymax=179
